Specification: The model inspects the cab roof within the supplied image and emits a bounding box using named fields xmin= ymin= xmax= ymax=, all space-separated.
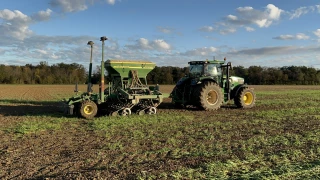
xmin=188 ymin=60 xmax=225 ymax=65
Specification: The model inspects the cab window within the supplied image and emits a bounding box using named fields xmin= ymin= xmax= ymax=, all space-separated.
xmin=190 ymin=64 xmax=203 ymax=74
xmin=204 ymin=64 xmax=221 ymax=76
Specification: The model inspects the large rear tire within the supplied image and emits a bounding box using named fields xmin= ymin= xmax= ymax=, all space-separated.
xmin=79 ymin=100 xmax=98 ymax=119
xmin=235 ymin=87 xmax=256 ymax=108
xmin=199 ymin=82 xmax=223 ymax=111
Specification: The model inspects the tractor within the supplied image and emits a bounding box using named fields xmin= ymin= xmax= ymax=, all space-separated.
xmin=170 ymin=58 xmax=256 ymax=110
xmin=64 ymin=36 xmax=165 ymax=119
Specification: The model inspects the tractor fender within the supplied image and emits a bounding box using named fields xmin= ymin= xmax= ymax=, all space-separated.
xmin=175 ymin=76 xmax=189 ymax=86
xmin=230 ymin=84 xmax=248 ymax=99
xmin=170 ymin=77 xmax=190 ymax=98
xmin=199 ymin=78 xmax=219 ymax=86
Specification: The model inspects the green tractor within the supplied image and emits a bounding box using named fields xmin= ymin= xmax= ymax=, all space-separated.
xmin=64 ymin=36 xmax=165 ymax=119
xmin=170 ymin=58 xmax=256 ymax=110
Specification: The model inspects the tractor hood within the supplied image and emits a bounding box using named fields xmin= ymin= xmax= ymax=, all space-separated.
xmin=229 ymin=76 xmax=245 ymax=85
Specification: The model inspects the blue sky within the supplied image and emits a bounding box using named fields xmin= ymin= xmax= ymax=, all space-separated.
xmin=0 ymin=0 xmax=320 ymax=68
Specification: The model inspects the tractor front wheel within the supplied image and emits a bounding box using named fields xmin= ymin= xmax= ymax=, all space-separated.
xmin=79 ymin=100 xmax=98 ymax=119
xmin=235 ymin=87 xmax=256 ymax=108
xmin=199 ymin=82 xmax=223 ymax=111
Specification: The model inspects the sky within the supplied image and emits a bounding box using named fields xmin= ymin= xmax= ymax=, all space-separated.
xmin=0 ymin=0 xmax=320 ymax=69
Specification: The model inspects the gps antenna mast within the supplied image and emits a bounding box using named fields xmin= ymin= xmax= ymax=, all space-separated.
xmin=87 ymin=41 xmax=94 ymax=94
xmin=100 ymin=36 xmax=108 ymax=103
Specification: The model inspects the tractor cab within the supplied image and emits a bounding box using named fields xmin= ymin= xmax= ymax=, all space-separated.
xmin=188 ymin=60 xmax=223 ymax=77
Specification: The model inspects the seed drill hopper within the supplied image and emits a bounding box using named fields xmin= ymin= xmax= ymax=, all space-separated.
xmin=64 ymin=36 xmax=165 ymax=119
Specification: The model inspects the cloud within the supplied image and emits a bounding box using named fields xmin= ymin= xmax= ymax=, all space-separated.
xmin=273 ymin=33 xmax=309 ymax=40
xmin=49 ymin=0 xmax=119 ymax=13
xmin=31 ymin=9 xmax=53 ymax=21
xmin=0 ymin=48 xmax=5 ymax=55
xmin=230 ymin=45 xmax=320 ymax=56
xmin=200 ymin=4 xmax=284 ymax=35
xmin=157 ymin=27 xmax=174 ymax=34
xmin=266 ymin=4 xmax=282 ymax=20
xmin=296 ymin=33 xmax=310 ymax=40
xmin=245 ymin=27 xmax=255 ymax=32
xmin=34 ymin=49 xmax=48 ymax=55
xmin=49 ymin=0 xmax=87 ymax=12
xmin=4 ymin=35 xmax=126 ymax=66
xmin=199 ymin=26 xmax=215 ymax=32
xmin=153 ymin=39 xmax=171 ymax=50
xmin=313 ymin=29 xmax=320 ymax=37
xmin=230 ymin=4 xmax=283 ymax=28
xmin=0 ymin=8 xmax=55 ymax=41
xmin=18 ymin=35 xmax=95 ymax=50
xmin=253 ymin=4 xmax=282 ymax=27
xmin=0 ymin=9 xmax=29 ymax=21
xmin=237 ymin=6 xmax=253 ymax=12
xmin=289 ymin=6 xmax=310 ymax=19
xmin=220 ymin=27 xmax=236 ymax=35
xmin=138 ymin=38 xmax=152 ymax=50
xmin=126 ymin=38 xmax=171 ymax=51
xmin=0 ymin=9 xmax=32 ymax=40
xmin=227 ymin=14 xmax=238 ymax=21
xmin=200 ymin=4 xmax=320 ymax=35
xmin=286 ymin=5 xmax=320 ymax=19
xmin=204 ymin=36 xmax=218 ymax=40
xmin=0 ymin=34 xmax=120 ymax=66
xmin=2 ymin=32 xmax=320 ymax=68
xmin=157 ymin=26 xmax=182 ymax=36
xmin=180 ymin=47 xmax=218 ymax=56
xmin=273 ymin=35 xmax=295 ymax=40
xmin=221 ymin=45 xmax=320 ymax=67
xmin=233 ymin=46 xmax=296 ymax=55
xmin=106 ymin=0 xmax=116 ymax=5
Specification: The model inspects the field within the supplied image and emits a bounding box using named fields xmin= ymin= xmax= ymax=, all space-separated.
xmin=0 ymin=84 xmax=320 ymax=179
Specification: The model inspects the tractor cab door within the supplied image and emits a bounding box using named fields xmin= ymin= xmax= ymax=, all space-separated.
xmin=204 ymin=64 xmax=221 ymax=76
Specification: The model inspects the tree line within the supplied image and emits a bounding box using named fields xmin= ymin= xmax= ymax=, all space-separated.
xmin=147 ymin=66 xmax=320 ymax=85
xmin=0 ymin=62 xmax=86 ymax=84
xmin=0 ymin=62 xmax=320 ymax=85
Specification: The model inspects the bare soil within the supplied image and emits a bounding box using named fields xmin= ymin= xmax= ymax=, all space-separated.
xmin=1 ymin=85 xmax=320 ymax=179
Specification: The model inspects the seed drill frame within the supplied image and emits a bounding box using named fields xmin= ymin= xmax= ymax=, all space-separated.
xmin=64 ymin=36 xmax=165 ymax=119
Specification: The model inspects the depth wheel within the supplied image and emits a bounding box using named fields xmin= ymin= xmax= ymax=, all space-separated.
xmin=147 ymin=107 xmax=157 ymax=115
xmin=199 ymin=82 xmax=223 ymax=111
xmin=79 ymin=100 xmax=98 ymax=119
xmin=121 ymin=108 xmax=131 ymax=116
xmin=137 ymin=110 xmax=145 ymax=115
xmin=109 ymin=111 xmax=118 ymax=116
xmin=235 ymin=87 xmax=256 ymax=108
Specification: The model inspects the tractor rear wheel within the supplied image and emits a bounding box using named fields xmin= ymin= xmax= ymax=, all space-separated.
xmin=235 ymin=87 xmax=256 ymax=108
xmin=199 ymin=82 xmax=223 ymax=111
xmin=79 ymin=100 xmax=98 ymax=119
